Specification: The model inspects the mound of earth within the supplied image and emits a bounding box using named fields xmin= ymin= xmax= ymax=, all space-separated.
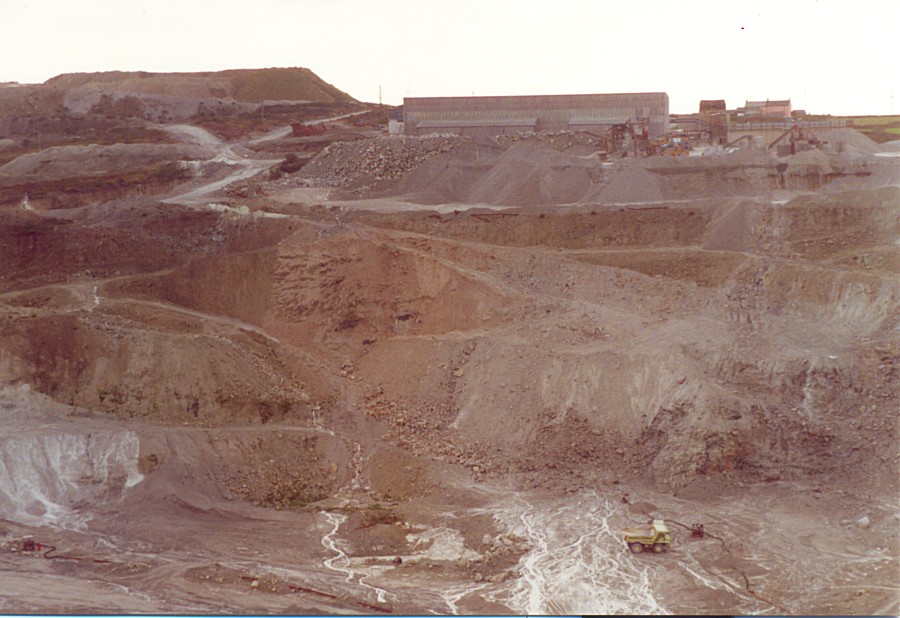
xmin=47 ymin=68 xmax=355 ymax=105
xmin=0 ymin=67 xmax=357 ymax=128
xmin=286 ymin=130 xmax=888 ymax=207
xmin=298 ymin=136 xmax=466 ymax=192
xmin=814 ymin=127 xmax=883 ymax=154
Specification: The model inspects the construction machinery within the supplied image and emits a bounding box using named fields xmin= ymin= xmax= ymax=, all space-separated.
xmin=768 ymin=125 xmax=824 ymax=156
xmin=623 ymin=519 xmax=672 ymax=554
xmin=653 ymin=131 xmax=695 ymax=157
xmin=605 ymin=119 xmax=652 ymax=157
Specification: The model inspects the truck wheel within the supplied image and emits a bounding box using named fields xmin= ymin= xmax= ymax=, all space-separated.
xmin=653 ymin=543 xmax=664 ymax=554
xmin=630 ymin=542 xmax=644 ymax=554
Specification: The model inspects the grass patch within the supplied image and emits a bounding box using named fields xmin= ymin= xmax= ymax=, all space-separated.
xmin=845 ymin=115 xmax=900 ymax=126
xmin=840 ymin=115 xmax=900 ymax=143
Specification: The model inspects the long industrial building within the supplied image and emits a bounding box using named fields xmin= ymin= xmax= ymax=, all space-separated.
xmin=401 ymin=92 xmax=669 ymax=139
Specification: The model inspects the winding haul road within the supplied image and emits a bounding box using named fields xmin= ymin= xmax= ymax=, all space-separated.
xmin=159 ymin=111 xmax=370 ymax=206
xmin=160 ymin=124 xmax=278 ymax=206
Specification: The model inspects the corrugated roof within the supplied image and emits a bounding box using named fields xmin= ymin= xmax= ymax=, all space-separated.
xmin=569 ymin=107 xmax=646 ymax=121
xmin=416 ymin=118 xmax=537 ymax=128
xmin=569 ymin=117 xmax=631 ymax=126
xmin=405 ymin=93 xmax=668 ymax=105
xmin=745 ymin=99 xmax=791 ymax=107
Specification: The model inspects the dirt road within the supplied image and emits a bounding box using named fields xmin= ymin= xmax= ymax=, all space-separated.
xmin=161 ymin=124 xmax=279 ymax=205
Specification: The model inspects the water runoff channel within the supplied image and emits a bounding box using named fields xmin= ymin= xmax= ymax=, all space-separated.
xmin=306 ymin=485 xmax=669 ymax=614
xmin=0 ymin=433 xmax=668 ymax=614
xmin=489 ymin=490 xmax=668 ymax=614
xmin=0 ymin=387 xmax=667 ymax=614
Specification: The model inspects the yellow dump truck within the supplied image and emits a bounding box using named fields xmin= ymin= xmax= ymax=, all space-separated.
xmin=623 ymin=519 xmax=671 ymax=554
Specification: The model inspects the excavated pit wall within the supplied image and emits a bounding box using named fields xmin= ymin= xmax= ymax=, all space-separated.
xmin=0 ymin=428 xmax=142 ymax=529
xmin=1 ymin=185 xmax=896 ymax=491
xmin=328 ymin=189 xmax=898 ymax=486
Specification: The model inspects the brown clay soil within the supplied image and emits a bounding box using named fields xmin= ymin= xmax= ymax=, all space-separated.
xmin=0 ymin=77 xmax=898 ymax=614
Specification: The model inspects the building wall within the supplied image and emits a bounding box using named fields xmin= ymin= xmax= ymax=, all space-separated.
xmin=456 ymin=124 xmax=536 ymax=138
xmin=699 ymin=99 xmax=726 ymax=113
xmin=740 ymin=100 xmax=792 ymax=119
xmin=403 ymin=93 xmax=669 ymax=138
xmin=763 ymin=102 xmax=791 ymax=118
xmin=388 ymin=119 xmax=404 ymax=135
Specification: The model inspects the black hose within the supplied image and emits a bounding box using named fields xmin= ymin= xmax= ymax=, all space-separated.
xmin=639 ymin=512 xmax=789 ymax=612
xmin=666 ymin=517 xmax=726 ymax=547
xmin=28 ymin=542 xmax=110 ymax=563
xmin=41 ymin=544 xmax=78 ymax=561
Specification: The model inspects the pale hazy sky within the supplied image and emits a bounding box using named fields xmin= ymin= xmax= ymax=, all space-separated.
xmin=2 ymin=0 xmax=897 ymax=114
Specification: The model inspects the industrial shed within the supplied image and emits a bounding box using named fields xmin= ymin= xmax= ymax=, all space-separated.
xmin=402 ymin=93 xmax=669 ymax=139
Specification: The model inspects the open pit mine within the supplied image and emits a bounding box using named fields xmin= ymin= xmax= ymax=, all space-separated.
xmin=0 ymin=68 xmax=898 ymax=615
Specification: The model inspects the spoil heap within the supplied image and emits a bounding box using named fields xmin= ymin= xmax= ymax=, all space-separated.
xmin=297 ymin=136 xmax=464 ymax=189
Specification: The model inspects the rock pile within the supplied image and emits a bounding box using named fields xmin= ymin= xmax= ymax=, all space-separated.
xmin=463 ymin=533 xmax=529 ymax=583
xmin=297 ymin=136 xmax=465 ymax=188
xmin=221 ymin=433 xmax=337 ymax=509
xmin=362 ymin=386 xmax=495 ymax=482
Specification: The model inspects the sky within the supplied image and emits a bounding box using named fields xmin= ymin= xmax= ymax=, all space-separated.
xmin=1 ymin=0 xmax=897 ymax=115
